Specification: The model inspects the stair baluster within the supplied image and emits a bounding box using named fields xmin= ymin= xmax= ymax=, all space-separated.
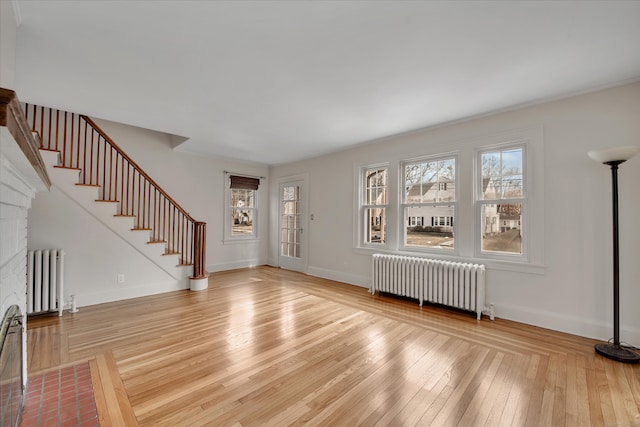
xmin=24 ymin=103 xmax=207 ymax=280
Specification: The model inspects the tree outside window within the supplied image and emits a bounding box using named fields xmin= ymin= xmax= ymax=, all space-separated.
xmin=362 ymin=167 xmax=388 ymax=245
xmin=478 ymin=147 xmax=524 ymax=255
xmin=231 ymin=189 xmax=255 ymax=236
xmin=403 ymin=157 xmax=456 ymax=250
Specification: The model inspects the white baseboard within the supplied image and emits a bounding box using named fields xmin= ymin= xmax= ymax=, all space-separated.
xmin=290 ymin=265 xmax=640 ymax=348
xmin=207 ymin=258 xmax=267 ymax=273
xmin=496 ymin=302 xmax=640 ymax=347
xmin=70 ymin=279 xmax=188 ymax=308
xmin=306 ymin=266 xmax=369 ymax=288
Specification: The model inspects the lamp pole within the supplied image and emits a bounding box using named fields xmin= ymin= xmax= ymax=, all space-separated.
xmin=588 ymin=147 xmax=640 ymax=364
xmin=607 ymin=160 xmax=621 ymax=347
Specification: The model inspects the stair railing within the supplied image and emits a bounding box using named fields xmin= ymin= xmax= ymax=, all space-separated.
xmin=24 ymin=103 xmax=207 ymax=280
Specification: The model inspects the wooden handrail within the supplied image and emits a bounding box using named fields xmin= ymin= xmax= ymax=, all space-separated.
xmin=81 ymin=115 xmax=195 ymax=222
xmin=23 ymin=103 xmax=207 ymax=278
xmin=0 ymin=88 xmax=51 ymax=189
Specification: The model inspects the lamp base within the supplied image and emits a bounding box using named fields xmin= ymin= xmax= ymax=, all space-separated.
xmin=595 ymin=343 xmax=640 ymax=364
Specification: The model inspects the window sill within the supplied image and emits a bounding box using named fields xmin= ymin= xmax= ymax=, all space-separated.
xmin=223 ymin=238 xmax=261 ymax=245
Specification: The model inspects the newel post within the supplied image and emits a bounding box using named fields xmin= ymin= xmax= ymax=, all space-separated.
xmin=190 ymin=221 xmax=209 ymax=291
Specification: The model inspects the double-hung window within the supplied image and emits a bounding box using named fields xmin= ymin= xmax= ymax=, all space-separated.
xmin=361 ymin=166 xmax=388 ymax=245
xmin=477 ymin=145 xmax=525 ymax=257
xmin=402 ymin=156 xmax=456 ymax=250
xmin=226 ymin=174 xmax=259 ymax=240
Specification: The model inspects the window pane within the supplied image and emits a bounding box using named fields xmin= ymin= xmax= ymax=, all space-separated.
xmin=231 ymin=188 xmax=255 ymax=236
xmin=365 ymin=168 xmax=387 ymax=205
xmin=231 ymin=208 xmax=253 ymax=235
xmin=364 ymin=207 xmax=386 ymax=244
xmin=405 ymin=206 xmax=454 ymax=249
xmin=481 ymin=203 xmax=522 ymax=254
xmin=231 ymin=189 xmax=254 ymax=208
xmin=404 ymin=158 xmax=455 ymax=203
xmin=481 ymin=148 xmax=523 ymax=199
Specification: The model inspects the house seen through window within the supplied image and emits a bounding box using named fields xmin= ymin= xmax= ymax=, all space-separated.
xmin=357 ymin=134 xmax=537 ymax=266
xmin=478 ymin=146 xmax=524 ymax=255
xmin=402 ymin=156 xmax=456 ymax=250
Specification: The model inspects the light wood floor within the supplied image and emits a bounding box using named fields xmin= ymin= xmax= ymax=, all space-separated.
xmin=27 ymin=266 xmax=640 ymax=426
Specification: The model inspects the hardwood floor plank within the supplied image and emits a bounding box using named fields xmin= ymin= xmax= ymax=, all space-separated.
xmin=455 ymin=350 xmax=504 ymax=426
xmin=584 ymin=354 xmax=605 ymax=427
xmin=552 ymin=354 xmax=568 ymax=426
xmin=521 ymin=353 xmax=549 ymax=427
xmin=94 ymin=352 xmax=139 ymax=427
xmin=495 ymin=350 xmax=529 ymax=426
xmin=89 ymin=357 xmax=112 ymax=427
xmin=25 ymin=266 xmax=640 ymax=426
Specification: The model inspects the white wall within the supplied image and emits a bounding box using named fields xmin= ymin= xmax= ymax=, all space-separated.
xmin=28 ymin=185 xmax=183 ymax=307
xmin=0 ymin=0 xmax=18 ymax=88
xmin=28 ymin=118 xmax=269 ymax=307
xmin=92 ymin=119 xmax=270 ymax=273
xmin=269 ymin=82 xmax=640 ymax=346
xmin=0 ymin=147 xmax=36 ymax=387
xmin=1 ymin=0 xmax=32 ymax=388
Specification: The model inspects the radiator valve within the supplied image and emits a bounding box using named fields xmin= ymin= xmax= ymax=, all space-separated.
xmin=482 ymin=303 xmax=495 ymax=321
xmin=70 ymin=295 xmax=79 ymax=313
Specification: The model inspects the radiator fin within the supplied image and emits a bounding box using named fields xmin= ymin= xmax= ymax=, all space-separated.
xmin=27 ymin=249 xmax=65 ymax=316
xmin=370 ymin=254 xmax=486 ymax=320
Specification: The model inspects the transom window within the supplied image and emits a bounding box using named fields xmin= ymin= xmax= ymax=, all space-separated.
xmin=402 ymin=156 xmax=456 ymax=250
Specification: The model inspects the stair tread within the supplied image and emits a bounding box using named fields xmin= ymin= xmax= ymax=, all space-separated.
xmin=37 ymin=105 xmax=200 ymax=282
xmin=54 ymin=165 xmax=81 ymax=171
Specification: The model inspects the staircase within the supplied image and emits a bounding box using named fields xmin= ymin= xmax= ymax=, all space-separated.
xmin=24 ymin=104 xmax=207 ymax=285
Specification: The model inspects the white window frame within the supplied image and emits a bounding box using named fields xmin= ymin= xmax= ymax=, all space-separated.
xmin=224 ymin=175 xmax=259 ymax=243
xmin=359 ymin=164 xmax=389 ymax=248
xmin=353 ymin=128 xmax=543 ymax=273
xmin=475 ymin=142 xmax=527 ymax=261
xmin=400 ymin=154 xmax=458 ymax=253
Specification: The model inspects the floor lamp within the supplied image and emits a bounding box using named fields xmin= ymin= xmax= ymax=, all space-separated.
xmin=588 ymin=145 xmax=640 ymax=364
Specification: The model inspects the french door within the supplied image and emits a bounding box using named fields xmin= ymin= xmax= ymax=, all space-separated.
xmin=278 ymin=179 xmax=306 ymax=272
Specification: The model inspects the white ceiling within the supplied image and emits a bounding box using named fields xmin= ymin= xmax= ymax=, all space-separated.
xmin=13 ymin=1 xmax=640 ymax=166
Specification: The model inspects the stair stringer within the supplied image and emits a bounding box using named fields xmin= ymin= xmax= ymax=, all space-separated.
xmin=39 ymin=149 xmax=191 ymax=281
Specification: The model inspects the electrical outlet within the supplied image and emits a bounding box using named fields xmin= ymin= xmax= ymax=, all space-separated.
xmin=117 ymin=274 xmax=125 ymax=283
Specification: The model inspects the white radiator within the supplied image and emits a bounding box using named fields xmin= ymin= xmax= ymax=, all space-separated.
xmin=370 ymin=254 xmax=489 ymax=320
xmin=26 ymin=249 xmax=65 ymax=316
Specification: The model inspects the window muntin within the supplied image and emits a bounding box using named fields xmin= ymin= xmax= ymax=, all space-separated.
xmin=362 ymin=167 xmax=388 ymax=245
xmin=402 ymin=157 xmax=456 ymax=250
xmin=478 ymin=146 xmax=525 ymax=255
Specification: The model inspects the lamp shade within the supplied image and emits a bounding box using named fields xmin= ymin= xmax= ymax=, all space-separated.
xmin=588 ymin=146 xmax=640 ymax=163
